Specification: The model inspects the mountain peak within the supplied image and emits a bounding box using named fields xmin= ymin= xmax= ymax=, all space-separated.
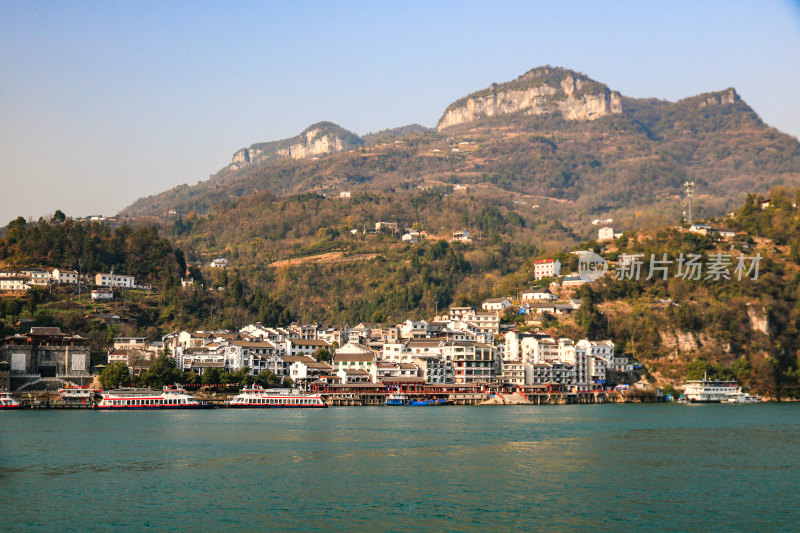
xmin=230 ymin=122 xmax=363 ymax=169
xmin=437 ymin=65 xmax=621 ymax=131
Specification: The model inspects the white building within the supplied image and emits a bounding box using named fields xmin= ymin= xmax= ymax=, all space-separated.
xmin=284 ymin=338 xmax=330 ymax=357
xmin=332 ymin=352 xmax=377 ymax=382
xmin=0 ymin=276 xmax=31 ymax=291
xmin=598 ymin=226 xmax=615 ymax=242
xmin=534 ymin=259 xmax=561 ymax=280
xmin=526 ymin=362 xmax=576 ymax=387
xmin=521 ymin=289 xmax=558 ymax=302
xmin=400 ymin=320 xmax=429 ymax=339
xmin=209 ymin=257 xmax=228 ymax=268
xmin=500 ymin=359 xmax=526 ymax=386
xmin=51 ymin=268 xmax=79 ymax=284
xmin=481 ymin=297 xmax=512 ymax=312
xmin=224 ymin=340 xmax=279 ymax=373
xmin=23 ymin=270 xmax=51 ymax=286
xmin=95 ymin=273 xmax=135 ymax=288
xmin=462 ymin=310 xmax=500 ymax=336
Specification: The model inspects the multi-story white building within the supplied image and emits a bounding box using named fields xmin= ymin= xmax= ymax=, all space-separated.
xmin=598 ymin=226 xmax=615 ymax=242
xmin=500 ymin=359 xmax=526 ymax=386
xmin=224 ymin=340 xmax=279 ymax=373
xmin=51 ymin=268 xmax=79 ymax=284
xmin=284 ymin=338 xmax=330 ymax=357
xmin=332 ymin=351 xmax=377 ymax=381
xmin=95 ymin=273 xmax=135 ymax=288
xmin=400 ymin=320 xmax=430 ymax=339
xmin=526 ymin=362 xmax=576 ymax=387
xmin=462 ymin=310 xmax=500 ymax=336
xmin=533 ymin=259 xmax=561 ymax=280
xmin=22 ymin=270 xmax=50 ymax=286
xmin=444 ymin=341 xmax=495 ymax=384
xmin=0 ymin=276 xmax=31 ymax=291
xmin=577 ymin=339 xmax=615 ymax=386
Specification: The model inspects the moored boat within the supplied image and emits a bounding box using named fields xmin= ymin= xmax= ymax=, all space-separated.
xmin=385 ymin=393 xmax=409 ymax=406
xmin=95 ymin=385 xmax=208 ymax=409
xmin=723 ymin=392 xmax=762 ymax=404
xmin=228 ymin=385 xmax=327 ymax=408
xmin=683 ymin=373 xmax=742 ymax=403
xmin=58 ymin=385 xmax=97 ymax=402
xmin=385 ymin=393 xmax=451 ymax=406
xmin=408 ymin=397 xmax=452 ymax=406
xmin=0 ymin=391 xmax=21 ymax=409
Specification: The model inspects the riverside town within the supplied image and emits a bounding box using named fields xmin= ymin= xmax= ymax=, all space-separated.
xmin=6 ymin=4 xmax=800 ymax=531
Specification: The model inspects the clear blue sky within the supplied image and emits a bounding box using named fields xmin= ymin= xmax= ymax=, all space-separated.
xmin=2 ymin=0 xmax=799 ymax=222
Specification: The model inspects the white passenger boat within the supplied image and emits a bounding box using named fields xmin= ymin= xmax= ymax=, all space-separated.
xmin=684 ymin=374 xmax=742 ymax=403
xmin=95 ymin=385 xmax=208 ymax=409
xmin=58 ymin=386 xmax=97 ymax=402
xmin=228 ymin=385 xmax=327 ymax=408
xmin=723 ymin=392 xmax=762 ymax=404
xmin=0 ymin=391 xmax=21 ymax=409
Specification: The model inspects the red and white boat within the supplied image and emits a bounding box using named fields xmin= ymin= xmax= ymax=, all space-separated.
xmin=95 ymin=385 xmax=208 ymax=409
xmin=0 ymin=391 xmax=21 ymax=409
xmin=228 ymin=385 xmax=327 ymax=408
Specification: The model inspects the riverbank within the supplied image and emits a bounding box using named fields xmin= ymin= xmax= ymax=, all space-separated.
xmin=6 ymin=388 xmax=670 ymax=408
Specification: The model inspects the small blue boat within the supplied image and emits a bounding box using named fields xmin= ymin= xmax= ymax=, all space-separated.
xmin=408 ymin=398 xmax=452 ymax=406
xmin=385 ymin=394 xmax=452 ymax=406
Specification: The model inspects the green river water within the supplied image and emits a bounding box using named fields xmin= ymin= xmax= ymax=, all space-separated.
xmin=1 ymin=403 xmax=798 ymax=531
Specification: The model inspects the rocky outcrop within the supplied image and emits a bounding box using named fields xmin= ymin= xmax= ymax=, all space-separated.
xmin=275 ymin=128 xmax=345 ymax=160
xmin=229 ymin=122 xmax=363 ymax=170
xmin=747 ymin=305 xmax=769 ymax=335
xmin=699 ymin=88 xmax=739 ymax=107
xmin=437 ymin=67 xmax=622 ymax=131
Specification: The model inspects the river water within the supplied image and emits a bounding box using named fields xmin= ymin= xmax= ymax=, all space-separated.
xmin=1 ymin=404 xmax=798 ymax=531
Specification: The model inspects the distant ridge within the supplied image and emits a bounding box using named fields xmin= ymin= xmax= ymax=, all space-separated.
xmin=121 ymin=65 xmax=800 ymax=220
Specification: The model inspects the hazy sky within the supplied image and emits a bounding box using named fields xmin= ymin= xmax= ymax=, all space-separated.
xmin=2 ymin=1 xmax=799 ymax=223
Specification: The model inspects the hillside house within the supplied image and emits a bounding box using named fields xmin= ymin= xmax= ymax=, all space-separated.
xmin=521 ymin=289 xmax=558 ymax=302
xmin=482 ymin=297 xmax=512 ymax=312
xmin=209 ymin=257 xmax=228 ymax=268
xmin=451 ymin=229 xmax=472 ymax=243
xmin=95 ymin=273 xmax=135 ymax=288
xmin=51 ymin=268 xmax=79 ymax=284
xmin=534 ymin=259 xmax=561 ymax=280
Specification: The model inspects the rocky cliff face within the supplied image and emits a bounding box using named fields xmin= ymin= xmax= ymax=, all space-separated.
xmin=438 ymin=67 xmax=622 ymax=131
xmin=229 ymin=122 xmax=363 ymax=170
xmin=699 ymin=87 xmax=739 ymax=107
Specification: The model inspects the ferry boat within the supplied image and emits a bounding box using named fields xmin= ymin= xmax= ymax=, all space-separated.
xmin=95 ymin=385 xmax=207 ymax=409
xmin=228 ymin=385 xmax=327 ymax=408
xmin=0 ymin=391 xmax=21 ymax=409
xmin=683 ymin=374 xmax=742 ymax=403
xmin=58 ymin=385 xmax=97 ymax=402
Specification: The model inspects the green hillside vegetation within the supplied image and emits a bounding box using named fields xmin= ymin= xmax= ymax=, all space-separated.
xmin=4 ymin=189 xmax=800 ymax=396
xmin=0 ymin=212 xmax=184 ymax=282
